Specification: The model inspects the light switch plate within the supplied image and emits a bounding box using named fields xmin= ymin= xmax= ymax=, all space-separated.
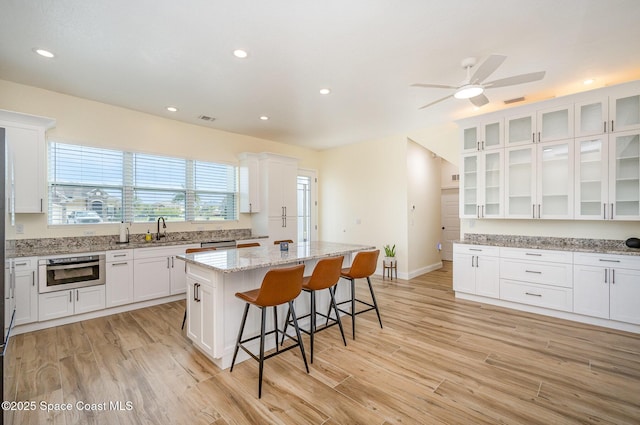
xmin=16 ymin=223 xmax=24 ymax=234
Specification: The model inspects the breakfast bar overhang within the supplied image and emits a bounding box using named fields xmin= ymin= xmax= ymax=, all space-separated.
xmin=176 ymin=241 xmax=376 ymax=369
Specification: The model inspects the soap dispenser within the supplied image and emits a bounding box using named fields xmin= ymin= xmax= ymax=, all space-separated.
xmin=145 ymin=229 xmax=152 ymax=242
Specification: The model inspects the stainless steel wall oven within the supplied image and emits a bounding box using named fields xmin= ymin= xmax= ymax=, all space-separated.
xmin=38 ymin=254 xmax=105 ymax=293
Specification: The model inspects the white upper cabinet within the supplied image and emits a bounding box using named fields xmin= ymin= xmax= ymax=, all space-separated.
xmin=1 ymin=113 xmax=55 ymax=213
xmin=610 ymin=88 xmax=640 ymax=133
xmin=504 ymin=139 xmax=574 ymax=219
xmin=575 ymin=87 xmax=640 ymax=137
xmin=460 ymin=118 xmax=503 ymax=152
xmin=505 ymin=105 xmax=573 ymax=146
xmin=460 ymin=150 xmax=503 ymax=218
xmin=238 ymin=152 xmax=260 ymax=213
xmin=575 ymin=135 xmax=609 ymax=219
xmin=609 ymin=130 xmax=640 ymax=220
xmin=575 ymin=97 xmax=608 ymax=137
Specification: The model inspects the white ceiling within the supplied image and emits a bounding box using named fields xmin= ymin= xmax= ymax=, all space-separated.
xmin=1 ymin=0 xmax=640 ymax=150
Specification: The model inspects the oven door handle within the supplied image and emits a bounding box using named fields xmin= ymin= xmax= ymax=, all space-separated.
xmin=47 ymin=261 xmax=101 ymax=271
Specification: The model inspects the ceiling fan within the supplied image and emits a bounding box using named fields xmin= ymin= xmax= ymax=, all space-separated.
xmin=412 ymin=55 xmax=545 ymax=109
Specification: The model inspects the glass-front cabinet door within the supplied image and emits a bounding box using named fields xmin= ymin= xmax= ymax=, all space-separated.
xmin=505 ymin=146 xmax=535 ymax=218
xmin=610 ymin=92 xmax=640 ymax=133
xmin=575 ymin=136 xmax=609 ymax=219
xmin=482 ymin=150 xmax=503 ymax=217
xmin=537 ymin=139 xmax=574 ymax=219
xmin=482 ymin=119 xmax=503 ymax=150
xmin=575 ymin=98 xmax=608 ymax=137
xmin=537 ymin=105 xmax=573 ymax=143
xmin=610 ymin=130 xmax=640 ymax=220
xmin=460 ymin=153 xmax=480 ymax=218
xmin=505 ymin=113 xmax=535 ymax=146
xmin=462 ymin=126 xmax=480 ymax=152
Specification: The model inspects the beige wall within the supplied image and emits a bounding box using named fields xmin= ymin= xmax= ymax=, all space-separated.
xmin=318 ymin=134 xmax=409 ymax=273
xmin=0 ymin=79 xmax=319 ymax=239
xmin=406 ymin=140 xmax=443 ymax=275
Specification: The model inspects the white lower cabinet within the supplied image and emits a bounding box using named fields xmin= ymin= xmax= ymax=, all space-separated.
xmin=106 ymin=250 xmax=134 ymax=307
xmin=38 ymin=286 xmax=105 ymax=321
xmin=14 ymin=257 xmax=38 ymax=326
xmin=133 ymin=244 xmax=198 ymax=302
xmin=453 ymin=245 xmax=500 ymax=297
xmin=186 ymin=272 xmax=216 ymax=357
xmin=574 ymin=253 xmax=640 ymax=325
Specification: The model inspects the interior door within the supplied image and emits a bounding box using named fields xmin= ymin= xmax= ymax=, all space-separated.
xmin=440 ymin=188 xmax=460 ymax=261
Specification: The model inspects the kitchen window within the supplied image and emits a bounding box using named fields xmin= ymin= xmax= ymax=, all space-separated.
xmin=47 ymin=142 xmax=237 ymax=225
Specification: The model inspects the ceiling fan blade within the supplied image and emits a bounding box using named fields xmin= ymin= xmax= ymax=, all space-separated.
xmin=470 ymin=55 xmax=506 ymax=84
xmin=469 ymin=93 xmax=489 ymax=107
xmin=411 ymin=83 xmax=458 ymax=89
xmin=484 ymin=71 xmax=546 ymax=88
xmin=418 ymin=94 xmax=454 ymax=109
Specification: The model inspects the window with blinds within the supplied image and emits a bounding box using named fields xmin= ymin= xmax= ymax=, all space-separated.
xmin=48 ymin=142 xmax=238 ymax=225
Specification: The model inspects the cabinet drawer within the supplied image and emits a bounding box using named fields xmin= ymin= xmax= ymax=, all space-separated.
xmin=573 ymin=252 xmax=640 ymax=269
xmin=14 ymin=257 xmax=36 ymax=270
xmin=500 ymin=247 xmax=572 ymax=264
xmin=453 ymin=244 xmax=499 ymax=257
xmin=106 ymin=249 xmax=133 ymax=262
xmin=500 ymin=279 xmax=573 ymax=312
xmin=500 ymin=258 xmax=573 ymax=288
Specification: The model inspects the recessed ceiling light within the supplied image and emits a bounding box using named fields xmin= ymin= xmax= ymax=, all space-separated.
xmin=583 ymin=79 xmax=595 ymax=85
xmin=33 ymin=48 xmax=55 ymax=58
xmin=166 ymin=106 xmax=178 ymax=112
xmin=233 ymin=49 xmax=248 ymax=59
xmin=319 ymin=88 xmax=331 ymax=95
xmin=259 ymin=116 xmax=269 ymax=121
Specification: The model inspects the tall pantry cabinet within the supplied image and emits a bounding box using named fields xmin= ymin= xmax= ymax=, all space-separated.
xmin=245 ymin=153 xmax=298 ymax=244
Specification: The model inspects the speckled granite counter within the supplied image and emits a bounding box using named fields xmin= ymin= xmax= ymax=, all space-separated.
xmin=14 ymin=229 xmax=267 ymax=257
xmin=457 ymin=234 xmax=640 ymax=256
xmin=177 ymin=241 xmax=376 ymax=273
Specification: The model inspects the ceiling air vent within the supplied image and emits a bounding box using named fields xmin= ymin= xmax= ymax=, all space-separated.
xmin=504 ymin=96 xmax=525 ymax=105
xmin=198 ymin=115 xmax=216 ymax=122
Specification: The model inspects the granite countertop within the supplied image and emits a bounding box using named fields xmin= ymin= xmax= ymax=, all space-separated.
xmin=14 ymin=229 xmax=267 ymax=257
xmin=456 ymin=234 xmax=640 ymax=256
xmin=177 ymin=241 xmax=376 ymax=273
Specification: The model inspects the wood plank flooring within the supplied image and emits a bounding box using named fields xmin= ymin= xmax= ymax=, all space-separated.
xmin=6 ymin=261 xmax=640 ymax=424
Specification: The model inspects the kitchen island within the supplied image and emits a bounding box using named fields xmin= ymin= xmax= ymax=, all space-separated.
xmin=176 ymin=241 xmax=376 ymax=369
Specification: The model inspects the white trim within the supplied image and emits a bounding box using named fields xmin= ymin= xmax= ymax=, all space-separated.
xmin=375 ymin=261 xmax=443 ymax=280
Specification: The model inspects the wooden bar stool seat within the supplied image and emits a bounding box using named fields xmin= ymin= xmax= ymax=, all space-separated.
xmin=333 ymin=250 xmax=382 ymax=339
xmin=282 ymin=256 xmax=346 ymax=363
xmin=230 ymin=264 xmax=309 ymax=398
xmin=237 ymin=242 xmax=260 ymax=248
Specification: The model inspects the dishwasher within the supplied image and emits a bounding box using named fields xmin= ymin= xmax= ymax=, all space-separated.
xmin=200 ymin=240 xmax=237 ymax=249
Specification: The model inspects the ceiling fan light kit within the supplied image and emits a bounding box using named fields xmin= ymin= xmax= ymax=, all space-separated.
xmin=413 ymin=54 xmax=545 ymax=109
xmin=454 ymin=84 xmax=484 ymax=99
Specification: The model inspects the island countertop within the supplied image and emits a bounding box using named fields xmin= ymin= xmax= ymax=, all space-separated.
xmin=176 ymin=241 xmax=376 ymax=273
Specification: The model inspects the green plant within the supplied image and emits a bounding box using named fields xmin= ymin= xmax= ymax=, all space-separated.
xmin=383 ymin=244 xmax=396 ymax=257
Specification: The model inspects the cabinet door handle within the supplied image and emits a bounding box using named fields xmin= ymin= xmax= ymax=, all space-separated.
xmin=249 ymin=203 xmax=252 ymax=213
xmin=171 ymin=257 xmax=174 ymax=268
xmin=32 ymin=271 xmax=35 ymax=285
xmin=611 ymin=120 xmax=614 ymax=132
xmin=525 ymin=292 xmax=542 ymax=297
xmin=532 ymin=204 xmax=536 ymax=219
xmin=611 ymin=269 xmax=615 ymax=284
xmin=111 ymin=262 xmax=128 ymax=266
xmin=599 ymin=259 xmax=620 ymax=263
xmin=481 ymin=205 xmax=484 ymax=218
xmin=69 ymin=291 xmax=72 ymax=303
xmin=603 ymin=203 xmax=607 ymax=219
xmin=167 ymin=258 xmax=170 ymax=268
xmin=604 ymin=268 xmax=608 ymax=284
xmin=469 ymin=248 xmax=482 ymax=251
xmin=610 ymin=203 xmax=614 ymax=220
xmin=471 ymin=256 xmax=475 ymax=267
xmin=477 ymin=205 xmax=480 ymax=218
xmin=77 ymin=290 xmax=79 ymax=302
xmin=476 ymin=256 xmax=479 ymax=268
xmin=532 ymin=132 xmax=535 ymax=143
xmin=604 ymin=121 xmax=607 ymax=133
xmin=537 ymin=132 xmax=541 ymax=143
xmin=15 ymin=262 xmax=27 ymax=266
xmin=525 ymin=270 xmax=542 ymax=274
xmin=525 ymin=253 xmax=542 ymax=256
xmin=40 ymin=198 xmax=43 ymax=213
xmin=113 ymin=253 xmax=127 ymax=257
xmin=538 ymin=204 xmax=541 ymax=219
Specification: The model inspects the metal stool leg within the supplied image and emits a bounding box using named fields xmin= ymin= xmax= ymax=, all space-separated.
xmin=329 ymin=285 xmax=347 ymax=346
xmin=288 ymin=301 xmax=309 ymax=373
xmin=258 ymin=307 xmax=266 ymax=398
xmin=230 ymin=303 xmax=250 ymax=372
xmin=367 ymin=277 xmax=383 ymax=329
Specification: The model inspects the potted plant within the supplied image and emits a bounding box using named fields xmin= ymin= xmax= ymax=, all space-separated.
xmin=383 ymin=244 xmax=396 ymax=265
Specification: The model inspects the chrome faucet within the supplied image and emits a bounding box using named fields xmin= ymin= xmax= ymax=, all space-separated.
xmin=156 ymin=216 xmax=167 ymax=241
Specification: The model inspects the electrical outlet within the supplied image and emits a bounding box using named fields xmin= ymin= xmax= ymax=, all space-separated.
xmin=16 ymin=223 xmax=24 ymax=234
xmin=84 ymin=230 xmax=95 ymax=236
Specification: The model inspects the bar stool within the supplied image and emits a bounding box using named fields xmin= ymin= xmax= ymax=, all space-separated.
xmin=230 ymin=264 xmax=309 ymax=398
xmin=182 ymin=247 xmax=218 ymax=329
xmin=333 ymin=250 xmax=382 ymax=340
xmin=237 ymin=242 xmax=260 ymax=248
xmin=281 ymin=256 xmax=346 ymax=363
xmin=273 ymin=239 xmax=294 ymax=245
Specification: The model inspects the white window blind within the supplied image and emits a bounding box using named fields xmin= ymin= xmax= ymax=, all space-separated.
xmin=48 ymin=142 xmax=238 ymax=225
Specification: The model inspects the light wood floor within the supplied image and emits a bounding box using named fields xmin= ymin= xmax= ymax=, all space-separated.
xmin=6 ymin=261 xmax=640 ymax=424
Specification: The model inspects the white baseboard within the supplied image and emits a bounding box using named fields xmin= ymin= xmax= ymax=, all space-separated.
xmin=374 ymin=261 xmax=443 ymax=281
